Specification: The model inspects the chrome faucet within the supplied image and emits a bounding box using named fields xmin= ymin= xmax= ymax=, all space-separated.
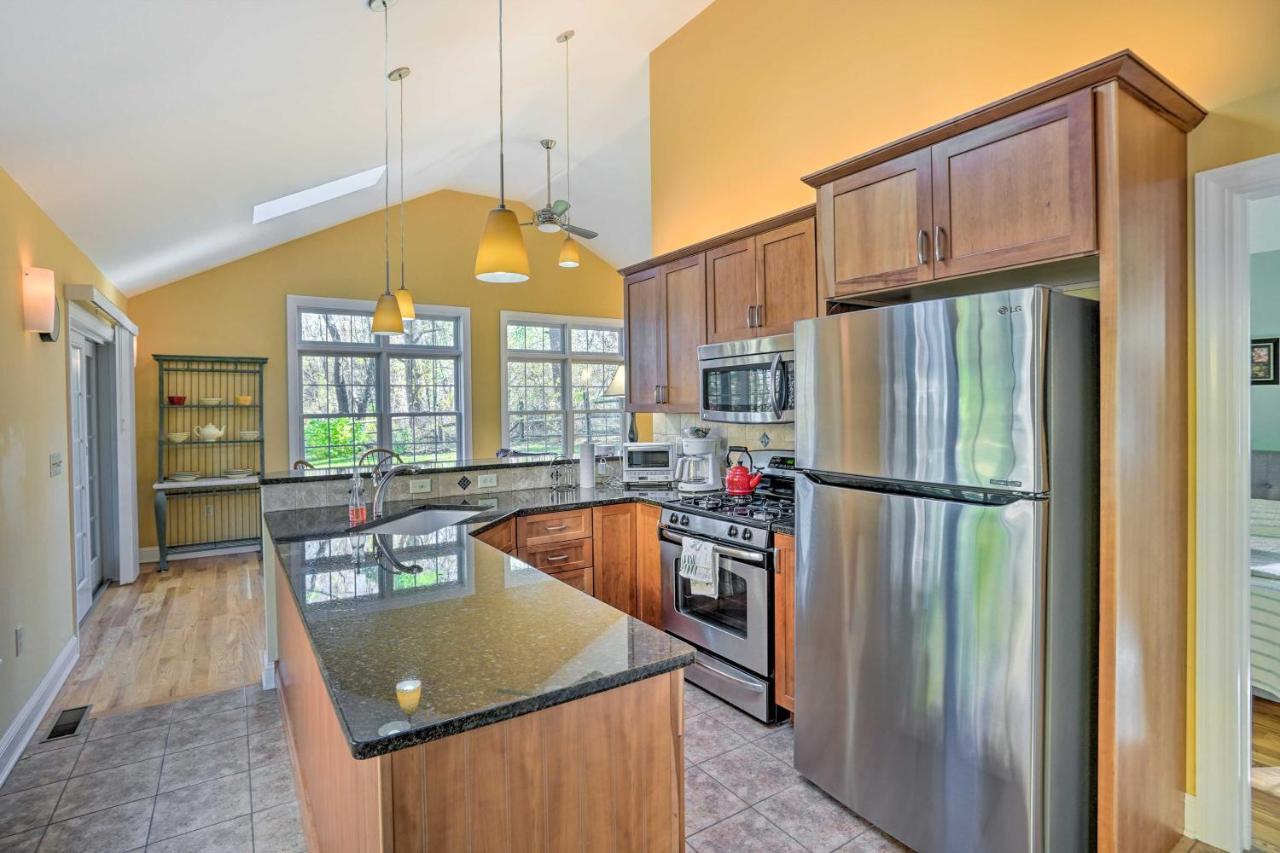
xmin=372 ymin=463 xmax=418 ymax=519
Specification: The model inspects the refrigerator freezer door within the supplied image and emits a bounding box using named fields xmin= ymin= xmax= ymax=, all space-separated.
xmin=795 ymin=287 xmax=1048 ymax=494
xmin=795 ymin=475 xmax=1048 ymax=853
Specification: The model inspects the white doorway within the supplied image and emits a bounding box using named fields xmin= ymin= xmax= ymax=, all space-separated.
xmin=1194 ymin=151 xmax=1280 ymax=852
xmin=68 ymin=318 xmax=109 ymax=623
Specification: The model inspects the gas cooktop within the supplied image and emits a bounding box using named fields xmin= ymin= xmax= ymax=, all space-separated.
xmin=673 ymin=491 xmax=795 ymax=525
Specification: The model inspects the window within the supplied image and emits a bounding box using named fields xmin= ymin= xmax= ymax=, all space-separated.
xmin=288 ymin=296 xmax=470 ymax=468
xmin=501 ymin=312 xmax=624 ymax=456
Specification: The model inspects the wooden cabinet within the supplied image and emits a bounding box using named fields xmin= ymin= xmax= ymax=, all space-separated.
xmin=545 ymin=565 xmax=594 ymax=595
xmin=473 ymin=519 xmax=515 ymax=554
xmin=814 ymin=90 xmax=1095 ymax=300
xmin=635 ymin=504 xmax=664 ymax=629
xmin=623 ymin=256 xmax=706 ymax=413
xmin=931 ymin=89 xmax=1095 ymax=278
xmin=706 ymin=238 xmax=758 ymax=344
xmin=774 ymin=533 xmax=796 ymax=714
xmin=706 ymin=219 xmax=818 ymax=342
xmin=516 ymin=508 xmax=593 ymax=548
xmin=517 ymin=538 xmax=593 ymax=573
xmin=592 ymin=504 xmax=637 ymax=615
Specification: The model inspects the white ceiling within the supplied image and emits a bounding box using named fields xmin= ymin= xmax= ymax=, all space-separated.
xmin=0 ymin=0 xmax=710 ymax=295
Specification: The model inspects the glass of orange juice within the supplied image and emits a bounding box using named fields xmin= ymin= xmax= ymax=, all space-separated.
xmin=395 ymin=679 xmax=422 ymax=716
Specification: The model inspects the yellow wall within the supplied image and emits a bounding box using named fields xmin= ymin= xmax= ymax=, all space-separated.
xmin=649 ymin=0 xmax=1280 ymax=798
xmin=0 ymin=167 xmax=125 ymax=740
xmin=128 ymin=189 xmax=622 ymax=548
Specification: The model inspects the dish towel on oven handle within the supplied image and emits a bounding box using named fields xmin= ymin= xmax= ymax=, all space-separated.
xmin=678 ymin=535 xmax=719 ymax=598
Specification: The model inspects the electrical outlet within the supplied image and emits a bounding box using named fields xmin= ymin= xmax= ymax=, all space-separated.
xmin=408 ymin=477 xmax=432 ymax=494
xmin=15 ymin=626 xmax=23 ymax=657
xmin=477 ymin=473 xmax=498 ymax=490
xmin=49 ymin=452 xmax=63 ymax=478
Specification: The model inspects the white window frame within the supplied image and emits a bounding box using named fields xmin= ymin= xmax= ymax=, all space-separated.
xmin=499 ymin=310 xmax=624 ymax=457
xmin=286 ymin=295 xmax=472 ymax=467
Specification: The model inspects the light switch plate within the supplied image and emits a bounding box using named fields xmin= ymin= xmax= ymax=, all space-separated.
xmin=49 ymin=452 xmax=63 ymax=478
xmin=477 ymin=473 xmax=498 ymax=489
xmin=408 ymin=477 xmax=432 ymax=494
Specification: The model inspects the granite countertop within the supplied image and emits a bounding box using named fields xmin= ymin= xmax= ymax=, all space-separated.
xmin=261 ymin=454 xmax=618 ymax=485
xmin=264 ymin=486 xmax=692 ymax=759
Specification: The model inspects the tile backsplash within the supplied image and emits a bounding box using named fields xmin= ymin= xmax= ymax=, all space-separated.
xmin=651 ymin=414 xmax=795 ymax=453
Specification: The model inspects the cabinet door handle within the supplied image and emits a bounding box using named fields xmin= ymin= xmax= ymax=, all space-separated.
xmin=755 ymin=304 xmax=765 ymax=328
xmin=934 ymin=226 xmax=947 ymax=262
xmin=543 ymin=523 xmax=568 ymax=532
xmin=917 ymin=229 xmax=929 ymax=265
xmin=544 ymin=553 xmax=569 ymax=562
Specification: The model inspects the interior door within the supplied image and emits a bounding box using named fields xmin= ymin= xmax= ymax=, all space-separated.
xmin=931 ymin=89 xmax=1095 ymax=278
xmin=754 ymin=217 xmax=817 ymax=337
xmin=70 ymin=334 xmax=103 ymax=622
xmin=794 ymin=475 xmax=1046 ymax=853
xmin=660 ymin=254 xmax=707 ymax=412
xmin=624 ymin=267 xmax=663 ymax=412
xmin=822 ymin=147 xmax=933 ymax=298
xmin=705 ymin=238 xmax=757 ymax=344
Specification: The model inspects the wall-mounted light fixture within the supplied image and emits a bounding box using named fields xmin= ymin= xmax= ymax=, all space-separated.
xmin=22 ymin=267 xmax=59 ymax=342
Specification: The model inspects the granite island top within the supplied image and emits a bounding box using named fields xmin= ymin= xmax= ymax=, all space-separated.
xmin=264 ymin=486 xmax=694 ymax=759
xmin=261 ymin=454 xmax=618 ymax=485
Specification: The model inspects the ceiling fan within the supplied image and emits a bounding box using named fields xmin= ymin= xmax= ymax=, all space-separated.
xmin=522 ymin=139 xmax=598 ymax=239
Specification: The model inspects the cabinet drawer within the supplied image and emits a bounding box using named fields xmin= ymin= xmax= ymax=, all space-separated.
xmin=517 ymin=538 xmax=594 ymax=573
xmin=545 ymin=565 xmax=594 ymax=596
xmin=517 ymin=508 xmax=593 ymax=547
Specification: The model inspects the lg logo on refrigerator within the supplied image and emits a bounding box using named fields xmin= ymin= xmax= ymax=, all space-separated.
xmin=997 ymin=305 xmax=1024 ymax=316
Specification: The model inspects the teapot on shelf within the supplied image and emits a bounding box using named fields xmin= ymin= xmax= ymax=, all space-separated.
xmin=192 ymin=423 xmax=226 ymax=442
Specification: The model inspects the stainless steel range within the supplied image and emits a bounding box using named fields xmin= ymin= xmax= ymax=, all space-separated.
xmin=658 ymin=451 xmax=795 ymax=722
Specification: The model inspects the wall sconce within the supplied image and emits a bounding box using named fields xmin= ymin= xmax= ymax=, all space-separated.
xmin=22 ymin=267 xmax=59 ymax=342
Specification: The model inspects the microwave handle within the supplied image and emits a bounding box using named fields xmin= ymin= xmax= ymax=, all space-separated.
xmin=768 ymin=352 xmax=784 ymax=419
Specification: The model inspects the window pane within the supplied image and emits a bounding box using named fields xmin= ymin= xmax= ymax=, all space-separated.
xmin=298 ymin=310 xmax=374 ymax=344
xmin=301 ymin=355 xmax=377 ymax=415
xmin=508 ymin=413 xmax=565 ymax=455
xmin=507 ymin=360 xmax=563 ymax=413
xmin=302 ymin=416 xmax=378 ymax=468
xmin=506 ymin=323 xmax=564 ymax=353
xmin=570 ymin=361 xmax=623 ymax=411
xmin=573 ymin=412 xmax=623 ymax=456
xmin=391 ymin=414 xmax=459 ymax=463
xmin=390 ymin=357 xmax=457 ymax=413
xmin=570 ymin=327 xmax=622 ymax=355
xmin=389 ymin=317 xmax=457 ymax=348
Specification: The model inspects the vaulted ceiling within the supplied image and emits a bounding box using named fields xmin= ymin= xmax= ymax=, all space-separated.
xmin=0 ymin=0 xmax=711 ymax=294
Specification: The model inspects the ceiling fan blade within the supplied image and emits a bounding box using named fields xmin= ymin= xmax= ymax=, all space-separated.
xmin=562 ymin=223 xmax=598 ymax=240
xmin=550 ymin=199 xmax=571 ymax=217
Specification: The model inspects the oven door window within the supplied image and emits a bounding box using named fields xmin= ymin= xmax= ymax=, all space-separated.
xmin=626 ymin=448 xmax=671 ymax=469
xmin=702 ymin=361 xmax=794 ymax=414
xmin=676 ymin=564 xmax=749 ymax=638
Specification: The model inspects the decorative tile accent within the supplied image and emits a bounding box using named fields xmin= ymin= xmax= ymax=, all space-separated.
xmin=38 ymin=797 xmax=153 ymax=853
xmin=759 ymin=432 xmax=772 ymax=448
xmin=755 ymin=781 xmax=869 ymax=852
xmin=457 ymin=475 xmax=472 ymax=491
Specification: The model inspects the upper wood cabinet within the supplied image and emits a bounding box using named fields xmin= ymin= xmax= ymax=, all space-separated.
xmin=706 ymin=238 xmax=758 ymax=344
xmin=623 ymin=256 xmax=706 ymax=413
xmin=814 ymin=90 xmax=1095 ymax=300
xmin=931 ymin=89 xmax=1095 ymax=278
xmin=754 ymin=218 xmax=818 ymax=337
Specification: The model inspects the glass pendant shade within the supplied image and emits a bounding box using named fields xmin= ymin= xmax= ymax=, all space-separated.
xmin=372 ymin=291 xmax=405 ymax=335
xmin=395 ymin=288 xmax=416 ymax=320
xmin=558 ymin=235 xmax=581 ymax=268
xmin=475 ymin=207 xmax=530 ymax=283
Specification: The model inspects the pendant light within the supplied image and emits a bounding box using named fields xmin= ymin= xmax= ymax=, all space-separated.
xmin=474 ymin=0 xmax=530 ymax=283
xmin=390 ymin=65 xmax=416 ymax=320
xmin=371 ymin=0 xmax=404 ymax=335
xmin=556 ymin=30 xmax=580 ymax=269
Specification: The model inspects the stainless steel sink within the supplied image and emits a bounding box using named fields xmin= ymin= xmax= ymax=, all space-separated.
xmin=358 ymin=507 xmax=480 ymax=535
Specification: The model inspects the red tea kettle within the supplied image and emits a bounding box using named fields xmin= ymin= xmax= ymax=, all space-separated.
xmin=724 ymin=446 xmax=763 ymax=495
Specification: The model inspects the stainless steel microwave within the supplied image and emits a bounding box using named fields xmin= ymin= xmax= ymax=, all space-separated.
xmin=698 ymin=333 xmax=795 ymax=424
xmin=622 ymin=442 xmax=677 ymax=485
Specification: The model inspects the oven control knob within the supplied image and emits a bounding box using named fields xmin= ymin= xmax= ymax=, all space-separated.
xmin=680 ymin=515 xmax=690 ymax=525
xmin=668 ymin=513 xmax=679 ymax=524
xmin=728 ymin=525 xmax=739 ymax=538
xmin=742 ymin=529 xmax=753 ymax=541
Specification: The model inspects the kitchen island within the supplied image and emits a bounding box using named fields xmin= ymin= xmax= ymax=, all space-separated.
xmin=264 ymin=498 xmax=693 ymax=852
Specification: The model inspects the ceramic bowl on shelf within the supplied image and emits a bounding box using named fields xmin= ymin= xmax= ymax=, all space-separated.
xmin=223 ymin=468 xmax=253 ymax=479
xmin=167 ymin=395 xmax=186 ymax=405
xmin=166 ymin=432 xmax=189 ymax=444
xmin=238 ymin=430 xmax=260 ymax=440
xmin=168 ymin=471 xmax=199 ymax=482
xmin=235 ymin=395 xmax=253 ymax=405
xmin=198 ymin=397 xmax=222 ymax=406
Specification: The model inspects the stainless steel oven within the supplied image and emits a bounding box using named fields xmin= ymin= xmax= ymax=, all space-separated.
xmin=698 ymin=333 xmax=795 ymax=424
xmin=659 ymin=527 xmax=774 ymax=720
xmin=622 ymin=442 xmax=677 ymax=485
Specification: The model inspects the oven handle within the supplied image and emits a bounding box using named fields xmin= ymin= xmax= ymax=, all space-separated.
xmin=691 ymin=651 xmax=767 ymax=691
xmin=659 ymin=528 xmax=765 ymax=564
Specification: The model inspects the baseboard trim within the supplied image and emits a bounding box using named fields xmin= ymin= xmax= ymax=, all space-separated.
xmin=261 ymin=652 xmax=276 ymax=690
xmin=1183 ymin=791 xmax=1199 ymax=841
xmin=139 ymin=543 xmax=260 ymax=564
xmin=0 ymin=635 xmax=80 ymax=786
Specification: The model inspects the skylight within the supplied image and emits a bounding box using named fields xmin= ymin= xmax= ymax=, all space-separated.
xmin=251 ymin=166 xmax=386 ymax=224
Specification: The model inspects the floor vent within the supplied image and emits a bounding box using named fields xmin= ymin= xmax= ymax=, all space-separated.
xmin=43 ymin=705 xmax=91 ymax=741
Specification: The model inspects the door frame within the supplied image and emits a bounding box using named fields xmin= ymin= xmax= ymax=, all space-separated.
xmin=1193 ymin=151 xmax=1280 ymax=851
xmin=67 ymin=303 xmax=113 ymax=621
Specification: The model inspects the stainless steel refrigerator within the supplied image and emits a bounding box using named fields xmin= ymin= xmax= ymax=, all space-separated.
xmin=793 ymin=287 xmax=1097 ymax=853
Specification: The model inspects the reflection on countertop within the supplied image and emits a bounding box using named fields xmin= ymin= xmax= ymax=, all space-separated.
xmin=265 ymin=487 xmax=692 ymax=759
xmin=261 ymin=454 xmax=619 ymax=485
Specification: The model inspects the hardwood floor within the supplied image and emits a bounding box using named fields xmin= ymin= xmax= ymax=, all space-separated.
xmin=1255 ymin=697 xmax=1280 ymax=852
xmin=52 ymin=554 xmax=265 ymax=717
